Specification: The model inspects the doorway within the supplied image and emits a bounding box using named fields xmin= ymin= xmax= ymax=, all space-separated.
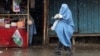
xmin=29 ymin=0 xmax=44 ymax=46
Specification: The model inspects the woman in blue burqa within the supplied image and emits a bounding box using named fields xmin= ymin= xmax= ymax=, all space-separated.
xmin=51 ymin=3 xmax=74 ymax=55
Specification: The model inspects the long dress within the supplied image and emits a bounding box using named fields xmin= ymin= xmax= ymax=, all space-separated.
xmin=55 ymin=4 xmax=74 ymax=47
xmin=28 ymin=15 xmax=37 ymax=45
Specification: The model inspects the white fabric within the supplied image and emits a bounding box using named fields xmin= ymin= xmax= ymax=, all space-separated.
xmin=51 ymin=20 xmax=59 ymax=30
xmin=51 ymin=14 xmax=62 ymax=30
xmin=54 ymin=14 xmax=63 ymax=19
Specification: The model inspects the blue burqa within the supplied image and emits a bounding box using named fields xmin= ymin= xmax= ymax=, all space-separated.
xmin=55 ymin=4 xmax=74 ymax=47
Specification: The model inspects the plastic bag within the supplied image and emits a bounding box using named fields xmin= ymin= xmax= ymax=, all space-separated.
xmin=12 ymin=30 xmax=23 ymax=47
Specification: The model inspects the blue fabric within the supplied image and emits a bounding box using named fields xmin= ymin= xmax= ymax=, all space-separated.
xmin=29 ymin=23 xmax=37 ymax=44
xmin=55 ymin=4 xmax=74 ymax=47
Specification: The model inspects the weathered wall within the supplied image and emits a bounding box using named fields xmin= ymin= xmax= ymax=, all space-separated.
xmin=48 ymin=0 xmax=100 ymax=34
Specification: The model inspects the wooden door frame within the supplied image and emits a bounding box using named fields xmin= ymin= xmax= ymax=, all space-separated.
xmin=43 ymin=0 xmax=49 ymax=46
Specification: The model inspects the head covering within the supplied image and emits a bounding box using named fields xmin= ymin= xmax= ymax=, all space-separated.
xmin=59 ymin=3 xmax=74 ymax=27
xmin=59 ymin=3 xmax=72 ymax=20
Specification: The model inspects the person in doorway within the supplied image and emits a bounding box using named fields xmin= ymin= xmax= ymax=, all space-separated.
xmin=28 ymin=15 xmax=37 ymax=46
xmin=51 ymin=3 xmax=74 ymax=55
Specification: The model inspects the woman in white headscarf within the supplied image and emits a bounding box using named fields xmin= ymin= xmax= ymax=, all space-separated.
xmin=51 ymin=3 xmax=74 ymax=55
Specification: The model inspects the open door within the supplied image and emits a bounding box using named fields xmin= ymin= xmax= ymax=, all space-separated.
xmin=29 ymin=0 xmax=44 ymax=46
